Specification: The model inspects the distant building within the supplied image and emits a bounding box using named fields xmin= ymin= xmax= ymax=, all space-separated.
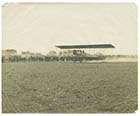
xmin=47 ymin=51 xmax=57 ymax=56
xmin=21 ymin=51 xmax=35 ymax=58
xmin=21 ymin=51 xmax=44 ymax=58
xmin=2 ymin=49 xmax=17 ymax=56
xmin=35 ymin=53 xmax=44 ymax=57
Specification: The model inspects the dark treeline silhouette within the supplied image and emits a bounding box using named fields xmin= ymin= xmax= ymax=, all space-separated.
xmin=2 ymin=55 xmax=106 ymax=63
xmin=2 ymin=54 xmax=137 ymax=63
xmin=2 ymin=55 xmax=59 ymax=63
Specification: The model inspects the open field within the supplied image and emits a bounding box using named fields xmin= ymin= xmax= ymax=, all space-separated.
xmin=2 ymin=62 xmax=137 ymax=113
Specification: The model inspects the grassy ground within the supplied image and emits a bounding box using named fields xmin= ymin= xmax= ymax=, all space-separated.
xmin=2 ymin=62 xmax=137 ymax=113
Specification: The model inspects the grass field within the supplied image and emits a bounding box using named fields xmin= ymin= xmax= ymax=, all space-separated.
xmin=2 ymin=62 xmax=137 ymax=113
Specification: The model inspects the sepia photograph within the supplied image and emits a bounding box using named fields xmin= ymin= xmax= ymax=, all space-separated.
xmin=2 ymin=3 xmax=138 ymax=113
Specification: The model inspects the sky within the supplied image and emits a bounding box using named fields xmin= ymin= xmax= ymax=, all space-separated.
xmin=2 ymin=3 xmax=137 ymax=55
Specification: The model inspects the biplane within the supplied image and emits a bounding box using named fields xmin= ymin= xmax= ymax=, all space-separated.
xmin=56 ymin=44 xmax=115 ymax=62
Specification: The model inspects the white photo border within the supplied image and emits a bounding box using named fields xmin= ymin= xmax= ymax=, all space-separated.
xmin=0 ymin=0 xmax=139 ymax=115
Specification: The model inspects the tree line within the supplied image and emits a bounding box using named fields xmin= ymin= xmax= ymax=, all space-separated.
xmin=2 ymin=55 xmax=105 ymax=63
xmin=2 ymin=55 xmax=60 ymax=63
